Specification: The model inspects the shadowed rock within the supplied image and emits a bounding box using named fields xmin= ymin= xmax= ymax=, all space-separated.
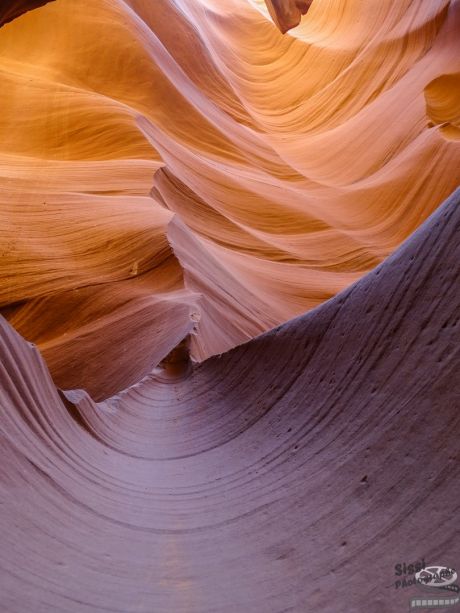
xmin=264 ymin=0 xmax=313 ymax=33
xmin=0 ymin=0 xmax=55 ymax=27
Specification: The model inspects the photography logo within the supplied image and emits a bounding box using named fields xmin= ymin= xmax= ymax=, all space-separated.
xmin=394 ymin=561 xmax=459 ymax=609
xmin=410 ymin=566 xmax=459 ymax=609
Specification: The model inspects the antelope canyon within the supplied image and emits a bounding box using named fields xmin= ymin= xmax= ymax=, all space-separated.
xmin=0 ymin=0 xmax=459 ymax=611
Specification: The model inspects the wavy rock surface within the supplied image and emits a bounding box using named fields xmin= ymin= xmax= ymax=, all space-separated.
xmin=1 ymin=1 xmax=460 ymax=610
xmin=0 ymin=0 xmax=459 ymax=398
xmin=1 ymin=185 xmax=459 ymax=612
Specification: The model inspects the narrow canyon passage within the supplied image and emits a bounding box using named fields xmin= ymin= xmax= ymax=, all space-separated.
xmin=0 ymin=1 xmax=459 ymax=612
xmin=1 ymin=0 xmax=459 ymax=399
xmin=1 ymin=189 xmax=459 ymax=611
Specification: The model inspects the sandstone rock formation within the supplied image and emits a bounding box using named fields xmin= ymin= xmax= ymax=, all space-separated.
xmin=1 ymin=186 xmax=459 ymax=612
xmin=264 ymin=0 xmax=313 ymax=33
xmin=0 ymin=0 xmax=459 ymax=610
xmin=1 ymin=0 xmax=459 ymax=400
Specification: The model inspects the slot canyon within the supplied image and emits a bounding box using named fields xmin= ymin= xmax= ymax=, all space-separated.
xmin=0 ymin=0 xmax=459 ymax=611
